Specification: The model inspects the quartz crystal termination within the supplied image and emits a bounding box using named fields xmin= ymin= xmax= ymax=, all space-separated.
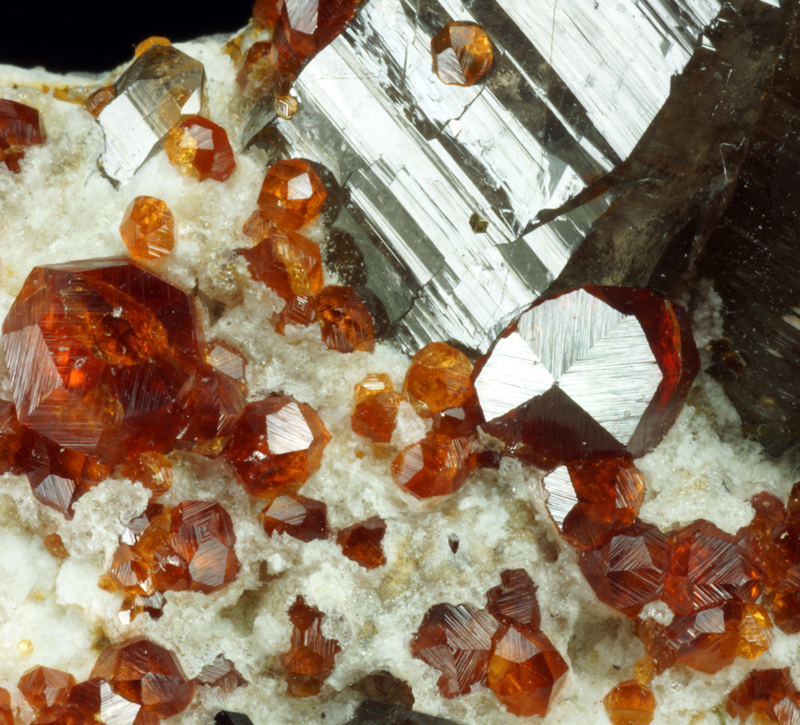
xmin=96 ymin=44 xmax=206 ymax=186
xmin=271 ymin=0 xmax=718 ymax=353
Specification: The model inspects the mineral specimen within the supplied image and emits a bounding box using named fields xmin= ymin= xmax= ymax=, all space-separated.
xmin=337 ymin=516 xmax=387 ymax=569
xmin=259 ymin=494 xmax=328 ymax=542
xmin=351 ymin=374 xmax=401 ymax=444
xmin=430 ymin=23 xmax=493 ymax=87
xmin=164 ymin=116 xmax=236 ymax=183
xmin=603 ymin=680 xmax=656 ymax=725
xmin=0 ymin=99 xmax=46 ymax=173
xmin=391 ymin=432 xmax=475 ymax=499
xmin=119 ymin=196 xmax=176 ymax=260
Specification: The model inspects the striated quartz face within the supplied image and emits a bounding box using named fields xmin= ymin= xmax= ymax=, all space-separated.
xmin=472 ymin=286 xmax=699 ymax=468
xmin=275 ymin=0 xmax=718 ymax=352
xmin=96 ymin=44 xmax=206 ymax=186
xmin=1 ymin=258 xmax=204 ymax=465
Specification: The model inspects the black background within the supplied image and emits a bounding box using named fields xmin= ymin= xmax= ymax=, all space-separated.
xmin=1 ymin=1 xmax=254 ymax=73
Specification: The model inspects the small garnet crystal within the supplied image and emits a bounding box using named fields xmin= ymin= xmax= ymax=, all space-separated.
xmin=431 ymin=22 xmax=494 ymax=87
xmin=337 ymin=516 xmax=387 ymax=569
xmin=164 ymin=116 xmax=236 ymax=183
xmin=119 ymin=196 xmax=176 ymax=260
xmin=0 ymin=99 xmax=46 ymax=173
xmin=257 ymin=159 xmax=326 ymax=230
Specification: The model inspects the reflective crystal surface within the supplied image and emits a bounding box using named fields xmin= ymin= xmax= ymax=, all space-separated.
xmin=272 ymin=0 xmax=718 ymax=352
xmin=603 ymin=680 xmax=656 ymax=725
xmin=96 ymin=45 xmax=206 ymax=186
xmin=192 ymin=655 xmax=248 ymax=694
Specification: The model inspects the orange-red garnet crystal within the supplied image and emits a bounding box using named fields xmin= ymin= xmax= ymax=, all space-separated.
xmin=282 ymin=596 xmax=342 ymax=697
xmin=120 ymin=196 xmax=176 ymax=260
xmin=68 ymin=677 xmax=158 ymax=725
xmin=337 ymin=516 xmax=387 ymax=569
xmin=18 ymin=666 xmax=76 ymax=712
xmin=411 ymin=603 xmax=499 ymax=698
xmin=192 ymin=655 xmax=248 ymax=694
xmin=604 ymin=680 xmax=656 ymax=725
xmin=486 ymin=569 xmax=541 ymax=630
xmin=727 ymin=668 xmax=800 ymax=723
xmin=165 ymin=116 xmax=236 ymax=182
xmin=91 ymin=638 xmax=194 ymax=718
xmin=257 ymin=159 xmax=326 ymax=230
xmin=259 ymin=493 xmax=328 ymax=542
xmin=0 ymin=99 xmax=46 ymax=173
xmin=663 ymin=519 xmax=764 ymax=616
xmin=351 ymin=374 xmax=402 ymax=444
xmin=403 ymin=342 xmax=473 ymax=414
xmin=542 ymin=457 xmax=646 ymax=551
xmin=431 ymin=23 xmax=493 ymax=87
xmin=0 ymin=689 xmax=12 ymax=725
xmin=392 ymin=431 xmax=475 ymax=498
xmin=318 ymin=286 xmax=375 ymax=353
xmin=225 ymin=395 xmax=331 ymax=498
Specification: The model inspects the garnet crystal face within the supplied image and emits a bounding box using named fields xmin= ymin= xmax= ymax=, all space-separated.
xmin=0 ymin=99 xmax=47 ymax=173
xmin=472 ymin=286 xmax=700 ymax=468
xmin=2 ymin=259 xmax=204 ymax=465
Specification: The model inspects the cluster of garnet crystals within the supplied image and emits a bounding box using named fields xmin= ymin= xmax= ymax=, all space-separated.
xmin=0 ymin=638 xmax=246 ymax=725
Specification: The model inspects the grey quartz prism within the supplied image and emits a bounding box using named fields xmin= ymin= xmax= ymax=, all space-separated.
xmin=97 ymin=44 xmax=206 ymax=186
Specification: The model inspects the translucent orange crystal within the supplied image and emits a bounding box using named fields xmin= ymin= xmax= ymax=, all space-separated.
xmin=44 ymin=532 xmax=69 ymax=559
xmin=259 ymin=494 xmax=328 ymax=542
xmin=236 ymin=42 xmax=274 ymax=97
xmin=68 ymin=677 xmax=158 ymax=725
xmin=542 ymin=458 xmax=646 ymax=551
xmin=175 ymin=340 xmax=248 ymax=456
xmin=84 ymin=86 xmax=116 ymax=118
xmin=351 ymin=374 xmax=402 ymax=443
xmin=282 ymin=596 xmax=341 ymax=697
xmin=241 ymin=228 xmax=324 ymax=300
xmin=604 ymin=680 xmax=656 ymax=725
xmin=91 ymin=638 xmax=194 ymax=718
xmin=18 ymin=666 xmax=76 ymax=713
xmin=727 ymin=668 xmax=800 ymax=724
xmin=135 ymin=37 xmax=171 ymax=58
xmin=487 ymin=626 xmax=568 ymax=717
xmin=664 ymin=520 xmax=764 ymax=616
xmin=411 ymin=603 xmax=499 ymax=698
xmin=0 ymin=689 xmax=12 ymax=725
xmin=0 ymin=400 xmax=23 ymax=475
xmin=257 ymin=159 xmax=326 ymax=230
xmin=392 ymin=431 xmax=475 ymax=498
xmin=272 ymin=296 xmax=318 ymax=334
xmin=579 ymin=519 xmax=670 ymax=617
xmin=0 ymin=99 xmax=46 ymax=173
xmin=737 ymin=603 xmax=773 ymax=660
xmin=318 ymin=286 xmax=375 ymax=353
xmin=403 ymin=342 xmax=473 ymax=414
xmin=431 ymin=23 xmax=493 ymax=87
xmin=164 ymin=116 xmax=236 ymax=183
xmin=225 ymin=396 xmax=331 ymax=498
xmin=121 ymin=451 xmax=173 ymax=499
xmin=486 ymin=568 xmax=541 ymax=630
xmin=192 ymin=655 xmax=248 ymax=694
xmin=337 ymin=516 xmax=387 ymax=569
xmin=252 ymin=0 xmax=281 ymax=29
xmin=120 ymin=196 xmax=176 ymax=260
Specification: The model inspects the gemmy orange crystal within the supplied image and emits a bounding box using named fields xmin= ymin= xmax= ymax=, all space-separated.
xmin=121 ymin=451 xmax=173 ymax=499
xmin=241 ymin=227 xmax=324 ymax=300
xmin=85 ymin=86 xmax=116 ymax=119
xmin=165 ymin=116 xmax=236 ymax=183
xmin=0 ymin=400 xmax=23 ymax=475
xmin=403 ymin=342 xmax=473 ymax=414
xmin=135 ymin=37 xmax=171 ymax=58
xmin=236 ymin=42 xmax=274 ymax=97
xmin=337 ymin=516 xmax=387 ymax=569
xmin=486 ymin=568 xmax=541 ymax=631
xmin=192 ymin=655 xmax=248 ymax=694
xmin=68 ymin=678 xmax=158 ymax=725
xmin=259 ymin=493 xmax=328 ymax=542
xmin=542 ymin=457 xmax=646 ymax=551
xmin=431 ymin=23 xmax=493 ymax=87
xmin=225 ymin=396 xmax=331 ymax=498
xmin=175 ymin=340 xmax=248 ymax=456
xmin=0 ymin=99 xmax=46 ymax=173
xmin=120 ymin=196 xmax=176 ymax=260
xmin=18 ymin=666 xmax=76 ymax=713
xmin=663 ymin=519 xmax=764 ymax=616
xmin=257 ymin=159 xmax=326 ymax=230
xmin=487 ymin=626 xmax=569 ymax=717
xmin=0 ymin=689 xmax=12 ymax=725
xmin=91 ymin=638 xmax=194 ymax=719
xmin=351 ymin=374 xmax=402 ymax=444
xmin=2 ymin=259 xmax=204 ymax=466
xmin=272 ymin=296 xmax=318 ymax=334
xmin=318 ymin=286 xmax=375 ymax=353
xmin=579 ymin=519 xmax=670 ymax=617
xmin=282 ymin=596 xmax=342 ymax=697
xmin=737 ymin=603 xmax=773 ymax=659
xmin=727 ymin=668 xmax=800 ymax=724
xmin=603 ymin=680 xmax=656 ymax=725
xmin=411 ymin=603 xmax=499 ymax=698
xmin=392 ymin=431 xmax=475 ymax=498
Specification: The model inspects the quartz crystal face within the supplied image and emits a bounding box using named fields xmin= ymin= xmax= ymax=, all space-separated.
xmin=2 ymin=259 xmax=204 ymax=465
xmin=472 ymin=286 xmax=700 ymax=468
xmin=0 ymin=99 xmax=46 ymax=173
xmin=96 ymin=45 xmax=206 ymax=186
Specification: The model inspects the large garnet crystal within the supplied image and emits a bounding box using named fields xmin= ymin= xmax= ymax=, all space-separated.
xmin=472 ymin=286 xmax=699 ymax=468
xmin=2 ymin=259 xmax=204 ymax=465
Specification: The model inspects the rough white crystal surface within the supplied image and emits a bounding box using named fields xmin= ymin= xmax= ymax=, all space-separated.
xmin=0 ymin=16 xmax=796 ymax=725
